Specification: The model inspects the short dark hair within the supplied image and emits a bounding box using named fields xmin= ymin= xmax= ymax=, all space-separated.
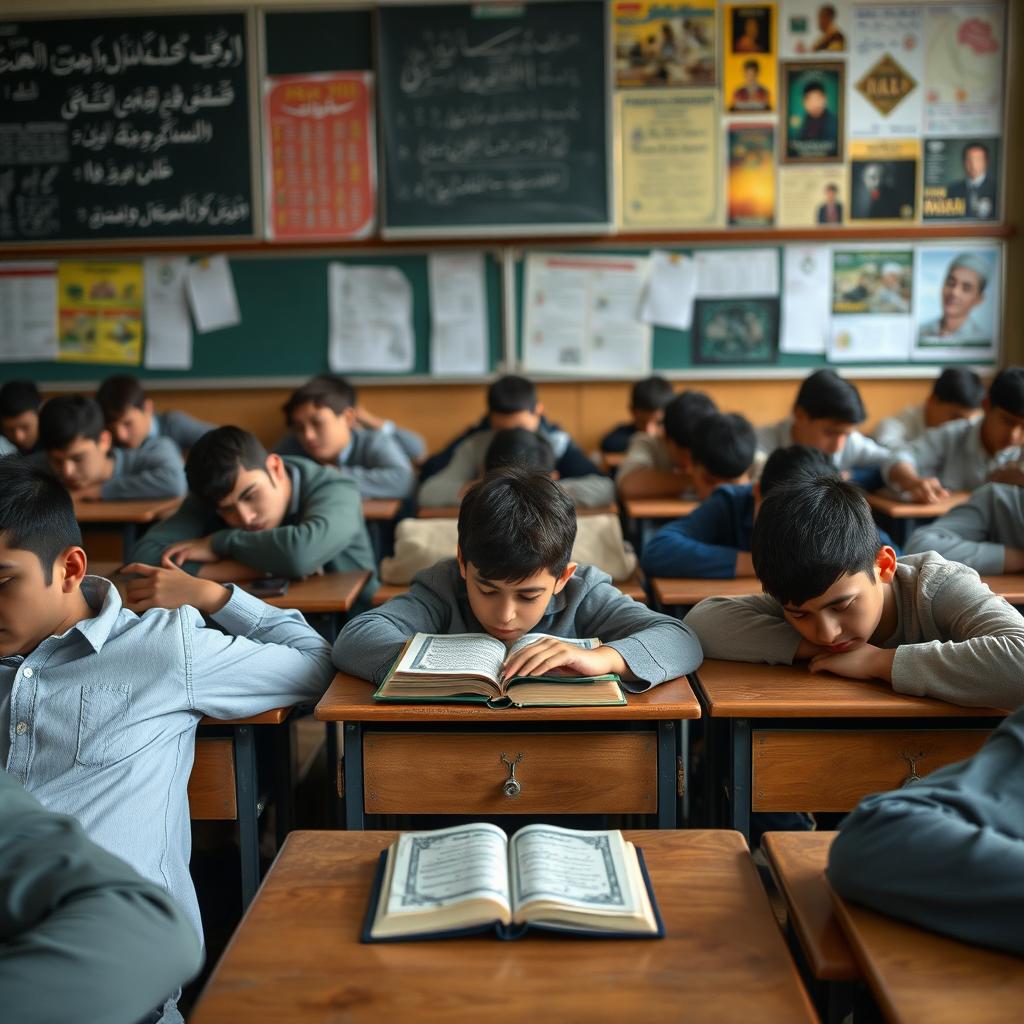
xmin=752 ymin=477 xmax=880 ymax=606
xmin=824 ymin=183 xmax=838 ymax=194
xmin=484 ymin=427 xmax=556 ymax=474
xmin=795 ymin=369 xmax=865 ymax=424
xmin=963 ymin=141 xmax=989 ymax=161
xmin=690 ymin=412 xmax=756 ymax=479
xmin=759 ymin=444 xmax=836 ymax=498
xmin=803 ymin=80 xmax=826 ymax=97
xmin=932 ymin=367 xmax=983 ymax=408
xmin=38 ymin=396 xmax=106 ymax=451
xmin=282 ymin=375 xmax=356 ymax=422
xmin=458 ymin=466 xmax=576 ymax=581
xmin=0 ymin=380 xmax=41 ymax=418
xmin=185 ymin=426 xmax=270 ymax=506
xmin=662 ymin=390 xmax=718 ymax=448
xmin=630 ymin=376 xmax=674 ymax=413
xmin=96 ymin=375 xmax=147 ymax=421
xmin=487 ymin=375 xmax=537 ymax=415
xmin=743 ymin=59 xmax=759 ymax=72
xmin=0 ymin=460 xmax=81 ymax=584
xmin=988 ymin=367 xmax=1024 ymax=418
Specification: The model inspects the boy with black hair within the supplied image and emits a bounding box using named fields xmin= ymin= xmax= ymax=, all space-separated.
xmin=96 ymin=374 xmax=215 ymax=455
xmin=883 ymin=366 xmax=1024 ymax=501
xmin=484 ymin=427 xmax=557 ymax=475
xmin=38 ymin=395 xmax=185 ymax=499
xmin=873 ymin=367 xmax=983 ymax=450
xmin=0 ymin=379 xmax=42 ymax=454
xmin=130 ymin=426 xmax=376 ymax=588
xmin=275 ymin=375 xmax=416 ymax=499
xmin=418 ymin=375 xmax=614 ymax=508
xmin=617 ymin=390 xmax=717 ymax=498
xmin=0 ymin=460 xmax=334 ymax=1023
xmin=688 ymin=411 xmax=757 ymax=499
xmin=600 ymin=376 xmax=675 ymax=453
xmin=335 ymin=466 xmax=701 ymax=690
xmin=684 ymin=476 xmax=1024 ymax=709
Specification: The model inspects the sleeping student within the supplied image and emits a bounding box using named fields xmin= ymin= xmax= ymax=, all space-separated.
xmin=687 ymin=411 xmax=757 ymax=499
xmin=335 ymin=466 xmax=702 ymax=691
xmin=0 ymin=379 xmax=42 ymax=455
xmin=684 ymin=475 xmax=1024 ymax=710
xmin=96 ymin=375 xmax=215 ymax=456
xmin=872 ymin=366 xmax=983 ymax=450
xmin=600 ymin=376 xmax=675 ymax=454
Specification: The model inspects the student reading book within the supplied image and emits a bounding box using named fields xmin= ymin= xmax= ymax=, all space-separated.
xmin=365 ymin=823 xmax=660 ymax=942
xmin=376 ymin=631 xmax=625 ymax=707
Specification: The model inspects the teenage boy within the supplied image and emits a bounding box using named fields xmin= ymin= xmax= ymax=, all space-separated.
xmin=683 ymin=475 xmax=1024 ymax=710
xmin=37 ymin=395 xmax=185 ymax=499
xmin=276 ymin=375 xmax=416 ymax=499
xmin=828 ymin=706 xmax=1024 ymax=956
xmin=687 ymin=411 xmax=757 ymax=500
xmin=0 ymin=460 xmax=334 ymax=1023
xmin=96 ymin=375 xmax=215 ymax=455
xmin=883 ymin=366 xmax=1024 ymax=502
xmin=334 ymin=467 xmax=702 ymax=690
xmin=873 ymin=367 xmax=983 ymax=450
xmin=0 ymin=379 xmax=42 ymax=454
xmin=616 ymin=390 xmax=717 ymax=499
xmin=600 ymin=376 xmax=675 ymax=453
xmin=418 ymin=375 xmax=614 ymax=508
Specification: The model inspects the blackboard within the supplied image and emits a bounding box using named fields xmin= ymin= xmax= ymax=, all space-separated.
xmin=263 ymin=10 xmax=373 ymax=75
xmin=0 ymin=13 xmax=254 ymax=242
xmin=377 ymin=1 xmax=610 ymax=237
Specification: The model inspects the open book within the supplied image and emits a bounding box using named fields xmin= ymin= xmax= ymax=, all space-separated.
xmin=373 ymin=632 xmax=626 ymax=708
xmin=363 ymin=823 xmax=662 ymax=942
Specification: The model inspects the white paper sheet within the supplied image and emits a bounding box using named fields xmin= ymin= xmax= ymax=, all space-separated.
xmin=828 ymin=315 xmax=912 ymax=362
xmin=640 ymin=251 xmax=698 ymax=331
xmin=328 ymin=263 xmax=414 ymax=374
xmin=0 ymin=261 xmax=57 ymax=362
xmin=144 ymin=257 xmax=193 ymax=370
xmin=185 ymin=256 xmax=241 ymax=334
xmin=781 ymin=246 xmax=830 ymax=354
xmin=428 ymin=252 xmax=488 ymax=377
xmin=694 ymin=249 xmax=779 ymax=297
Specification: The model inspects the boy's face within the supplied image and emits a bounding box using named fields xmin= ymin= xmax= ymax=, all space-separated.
xmin=691 ymin=463 xmax=749 ymax=500
xmin=924 ymin=395 xmax=978 ymax=429
xmin=0 ymin=541 xmax=82 ymax=658
xmin=489 ymin=407 xmax=541 ymax=433
xmin=631 ymin=407 xmax=662 ymax=433
xmin=289 ymin=401 xmax=354 ymax=464
xmin=941 ymin=267 xmax=984 ymax=323
xmin=457 ymin=551 xmax=576 ymax=644
xmin=1 ymin=410 xmax=38 ymax=452
xmin=803 ymin=89 xmax=826 ymax=117
xmin=792 ymin=408 xmax=853 ymax=456
xmin=48 ymin=433 xmax=113 ymax=491
xmin=214 ymin=455 xmax=291 ymax=531
xmin=108 ymin=400 xmax=154 ymax=449
xmin=980 ymin=401 xmax=1024 ymax=456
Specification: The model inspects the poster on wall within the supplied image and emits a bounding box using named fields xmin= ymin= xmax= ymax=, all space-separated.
xmin=780 ymin=1 xmax=848 ymax=56
xmin=723 ymin=3 xmax=777 ymax=112
xmin=848 ymin=139 xmax=918 ymax=223
xmin=57 ymin=262 xmax=143 ymax=365
xmin=691 ymin=297 xmax=779 ymax=365
xmin=263 ymin=72 xmax=376 ymax=241
xmin=778 ymin=166 xmax=845 ymax=226
xmin=612 ymin=1 xmax=717 ymax=87
xmin=780 ymin=61 xmax=844 ymax=162
xmin=727 ymin=123 xmax=775 ymax=227
xmin=922 ymin=138 xmax=1000 ymax=222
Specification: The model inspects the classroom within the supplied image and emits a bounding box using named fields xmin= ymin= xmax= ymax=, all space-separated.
xmin=0 ymin=0 xmax=1021 ymax=1021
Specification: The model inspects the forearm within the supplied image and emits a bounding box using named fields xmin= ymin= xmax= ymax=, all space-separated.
xmin=604 ymin=619 xmax=703 ymax=690
xmin=891 ymin=637 xmax=1024 ymax=709
xmin=905 ymin=525 xmax=1006 ymax=575
xmin=684 ymin=596 xmax=802 ymax=664
xmin=341 ymin=462 xmax=416 ymax=500
xmin=884 ymin=459 xmax=920 ymax=491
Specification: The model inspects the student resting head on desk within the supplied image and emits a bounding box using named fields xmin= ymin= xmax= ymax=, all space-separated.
xmin=872 ymin=366 xmax=983 ymax=451
xmin=600 ymin=375 xmax=675 ymax=454
xmin=36 ymin=395 xmax=186 ymax=500
xmin=0 ymin=379 xmax=42 ymax=455
xmin=0 ymin=459 xmax=334 ymax=1024
xmin=129 ymin=425 xmax=377 ymax=592
xmin=334 ymin=466 xmax=701 ymax=691
xmin=683 ymin=474 xmax=1024 ymax=710
xmin=688 ymin=411 xmax=757 ymax=500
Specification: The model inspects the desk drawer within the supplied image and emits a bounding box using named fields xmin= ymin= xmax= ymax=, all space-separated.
xmin=752 ymin=729 xmax=991 ymax=812
xmin=362 ymin=731 xmax=657 ymax=814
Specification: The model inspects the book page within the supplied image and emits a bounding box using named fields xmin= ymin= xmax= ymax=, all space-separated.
xmin=396 ymin=632 xmax=505 ymax=681
xmin=507 ymin=634 xmax=599 ymax=658
xmin=386 ymin=823 xmax=511 ymax=916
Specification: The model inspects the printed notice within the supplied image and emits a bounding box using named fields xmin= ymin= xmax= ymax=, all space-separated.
xmin=0 ymin=261 xmax=58 ymax=362
xmin=144 ymin=257 xmax=192 ymax=370
xmin=185 ymin=255 xmax=240 ymax=334
xmin=328 ymin=263 xmax=414 ymax=374
xmin=58 ymin=260 xmax=142 ymax=365
xmin=428 ymin=252 xmax=488 ymax=377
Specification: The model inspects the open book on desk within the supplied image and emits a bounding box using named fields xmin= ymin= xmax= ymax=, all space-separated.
xmin=363 ymin=823 xmax=662 ymax=942
xmin=373 ymin=632 xmax=626 ymax=708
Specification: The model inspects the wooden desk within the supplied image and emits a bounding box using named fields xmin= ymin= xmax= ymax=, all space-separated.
xmin=694 ymin=659 xmax=1003 ymax=838
xmin=651 ymin=576 xmax=760 ymax=610
xmin=866 ymin=490 xmax=970 ymax=546
xmin=361 ymin=498 xmax=402 ymax=521
xmin=316 ymin=674 xmax=700 ymax=829
xmin=190 ymin=829 xmax=816 ymax=1024
xmin=622 ymin=497 xmax=698 ymax=521
xmin=601 ymin=450 xmax=626 ymax=470
xmin=982 ymin=574 xmax=1024 ymax=606
xmin=74 ymin=496 xmax=182 ymax=556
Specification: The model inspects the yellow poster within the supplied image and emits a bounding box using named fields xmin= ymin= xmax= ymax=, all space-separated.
xmin=612 ymin=1 xmax=716 ymax=88
xmin=58 ymin=261 xmax=143 ymax=365
xmin=778 ymin=166 xmax=846 ymax=227
xmin=618 ymin=89 xmax=721 ymax=228
xmin=848 ymin=139 xmax=920 ymax=226
xmin=723 ymin=3 xmax=777 ymax=113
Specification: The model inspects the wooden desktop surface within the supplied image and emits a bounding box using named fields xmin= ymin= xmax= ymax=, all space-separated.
xmin=865 ymin=491 xmax=970 ymax=518
xmin=622 ymin=497 xmax=698 ymax=520
xmin=199 ymin=707 xmax=292 ymax=727
xmin=190 ymin=829 xmax=816 ymax=1024
xmin=695 ymin=660 xmax=1006 ymax=718
xmin=73 ymin=496 xmax=182 ymax=523
xmin=651 ymin=576 xmax=760 ymax=606
xmin=361 ymin=498 xmax=403 ymax=521
xmin=316 ymin=673 xmax=701 ymax=722
xmin=982 ymin=574 xmax=1024 ymax=604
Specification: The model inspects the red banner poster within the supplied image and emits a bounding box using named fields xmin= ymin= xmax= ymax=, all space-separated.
xmin=263 ymin=72 xmax=376 ymax=240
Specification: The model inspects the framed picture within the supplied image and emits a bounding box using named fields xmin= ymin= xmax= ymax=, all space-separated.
xmin=692 ymin=298 xmax=779 ymax=365
xmin=781 ymin=61 xmax=844 ymax=163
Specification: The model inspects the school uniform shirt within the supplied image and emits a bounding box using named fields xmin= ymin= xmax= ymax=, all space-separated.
xmin=378 ymin=420 xmax=427 ymax=463
xmin=683 ymin=551 xmax=1024 ymax=710
xmin=755 ymin=417 xmax=890 ymax=474
xmin=149 ymin=410 xmax=215 ymax=453
xmin=130 ymin=454 xmax=377 ymax=588
xmin=101 ymin=436 xmax=187 ymax=499
xmin=276 ymin=426 xmax=415 ymax=499
xmin=333 ymin=558 xmax=702 ymax=691
xmin=0 ymin=772 xmax=202 ymax=1024
xmin=906 ymin=483 xmax=1024 ymax=575
xmin=616 ymin=433 xmax=698 ymax=498
xmin=417 ymin=428 xmax=615 ymax=508
xmin=883 ymin=416 xmax=1021 ymax=493
xmin=600 ymin=422 xmax=637 ymax=454
xmin=872 ymin=403 xmax=927 ymax=450
xmin=0 ymin=435 xmax=15 ymax=458
xmin=827 ymin=702 xmax=1024 ymax=956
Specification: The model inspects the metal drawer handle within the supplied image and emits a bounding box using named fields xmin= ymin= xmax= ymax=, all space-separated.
xmin=500 ymin=752 xmax=524 ymax=799
xmin=900 ymin=750 xmax=923 ymax=787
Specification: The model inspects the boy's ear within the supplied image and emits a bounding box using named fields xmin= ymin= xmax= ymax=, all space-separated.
xmin=875 ymin=545 xmax=898 ymax=583
xmin=143 ymin=398 xmax=155 ymax=416
xmin=56 ymin=546 xmax=88 ymax=592
xmin=552 ymin=561 xmax=577 ymax=593
xmin=98 ymin=429 xmax=113 ymax=453
xmin=342 ymin=406 xmax=358 ymax=427
xmin=534 ymin=401 xmax=545 ymax=417
xmin=265 ymin=453 xmax=286 ymax=480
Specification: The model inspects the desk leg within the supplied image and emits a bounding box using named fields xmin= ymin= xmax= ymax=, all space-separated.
xmin=273 ymin=720 xmax=294 ymax=848
xmin=678 ymin=718 xmax=690 ymax=826
xmin=656 ymin=720 xmax=677 ymax=829
xmin=344 ymin=722 xmax=365 ymax=830
xmin=729 ymin=718 xmax=752 ymax=843
xmin=235 ymin=725 xmax=260 ymax=907
xmin=325 ymin=723 xmax=342 ymax=828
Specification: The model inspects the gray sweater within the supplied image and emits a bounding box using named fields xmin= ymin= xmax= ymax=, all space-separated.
xmin=906 ymin=483 xmax=1024 ymax=574
xmin=828 ymin=702 xmax=1024 ymax=956
xmin=683 ymin=551 xmax=1024 ymax=710
xmin=333 ymin=558 xmax=702 ymax=691
xmin=756 ymin=417 xmax=890 ymax=471
xmin=106 ymin=436 xmax=187 ymax=499
xmin=153 ymin=410 xmax=215 ymax=453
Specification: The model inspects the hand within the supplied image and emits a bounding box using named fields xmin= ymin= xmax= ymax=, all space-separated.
xmin=162 ymin=536 xmax=218 ymax=566
xmin=354 ymin=405 xmax=385 ymax=431
xmin=988 ymin=465 xmax=1024 ymax=487
xmin=501 ymin=638 xmax=627 ymax=682
xmin=120 ymin=562 xmax=230 ymax=615
xmin=906 ymin=477 xmax=948 ymax=504
xmin=809 ymin=643 xmax=895 ymax=682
